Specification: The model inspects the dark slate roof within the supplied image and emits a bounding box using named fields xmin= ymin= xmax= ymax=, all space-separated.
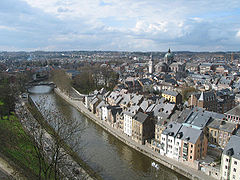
xmin=178 ymin=125 xmax=203 ymax=144
xmin=146 ymin=104 xmax=156 ymax=112
xmin=223 ymin=135 xmax=240 ymax=160
xmin=134 ymin=112 xmax=149 ymax=124
xmin=115 ymin=96 xmax=123 ymax=104
xmin=123 ymin=105 xmax=140 ymax=117
xmin=207 ymin=119 xmax=236 ymax=133
xmin=131 ymin=94 xmax=143 ymax=105
xmin=162 ymin=122 xmax=182 ymax=137
xmin=198 ymin=91 xmax=216 ymax=101
xmin=174 ymin=108 xmax=192 ymax=123
xmin=162 ymin=90 xmax=178 ymax=97
xmin=123 ymin=110 xmax=135 ymax=117
xmin=164 ymin=78 xmax=177 ymax=85
xmin=183 ymin=107 xmax=224 ymax=129
xmin=216 ymin=88 xmax=232 ymax=96
xmin=110 ymin=106 xmax=122 ymax=117
xmin=225 ymin=105 xmax=240 ymax=117
xmin=184 ymin=111 xmax=210 ymax=129
xmin=140 ymin=100 xmax=150 ymax=112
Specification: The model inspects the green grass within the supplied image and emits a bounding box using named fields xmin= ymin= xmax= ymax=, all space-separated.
xmin=0 ymin=114 xmax=39 ymax=179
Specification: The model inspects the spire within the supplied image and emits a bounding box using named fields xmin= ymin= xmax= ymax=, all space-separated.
xmin=199 ymin=91 xmax=204 ymax=101
xmin=168 ymin=48 xmax=171 ymax=53
xmin=150 ymin=53 xmax=153 ymax=61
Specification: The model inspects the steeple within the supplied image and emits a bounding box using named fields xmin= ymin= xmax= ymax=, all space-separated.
xmin=168 ymin=48 xmax=171 ymax=53
xmin=149 ymin=53 xmax=153 ymax=74
xmin=199 ymin=91 xmax=204 ymax=101
xmin=150 ymin=53 xmax=153 ymax=61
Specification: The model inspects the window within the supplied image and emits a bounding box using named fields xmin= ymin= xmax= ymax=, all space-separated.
xmin=233 ymin=168 xmax=236 ymax=172
xmin=234 ymin=161 xmax=237 ymax=165
xmin=226 ymin=158 xmax=229 ymax=162
xmin=190 ymin=156 xmax=192 ymax=159
xmin=232 ymin=175 xmax=235 ymax=179
xmin=225 ymin=165 xmax=228 ymax=169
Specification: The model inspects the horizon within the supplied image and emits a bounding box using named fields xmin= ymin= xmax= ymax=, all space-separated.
xmin=1 ymin=50 xmax=240 ymax=53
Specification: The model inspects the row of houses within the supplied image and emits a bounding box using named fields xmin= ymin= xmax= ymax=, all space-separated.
xmin=84 ymin=87 xmax=240 ymax=179
xmin=85 ymin=89 xmax=181 ymax=145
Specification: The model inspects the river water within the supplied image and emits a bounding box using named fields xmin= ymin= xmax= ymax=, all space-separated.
xmin=29 ymin=85 xmax=188 ymax=180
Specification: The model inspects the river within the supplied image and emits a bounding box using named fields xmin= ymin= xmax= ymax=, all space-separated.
xmin=29 ymin=85 xmax=188 ymax=180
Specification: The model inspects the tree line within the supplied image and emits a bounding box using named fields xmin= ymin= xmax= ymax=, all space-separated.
xmin=51 ymin=65 xmax=119 ymax=95
xmin=72 ymin=65 xmax=119 ymax=94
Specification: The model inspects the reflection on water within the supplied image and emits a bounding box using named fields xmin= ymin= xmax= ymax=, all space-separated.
xmin=30 ymin=86 xmax=188 ymax=180
xmin=28 ymin=85 xmax=53 ymax=94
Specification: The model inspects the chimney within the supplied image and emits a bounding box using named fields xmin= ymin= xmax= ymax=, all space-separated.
xmin=220 ymin=121 xmax=225 ymax=126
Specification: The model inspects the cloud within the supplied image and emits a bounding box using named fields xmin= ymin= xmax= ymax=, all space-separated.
xmin=0 ymin=25 xmax=16 ymax=31
xmin=0 ymin=0 xmax=239 ymax=51
xmin=236 ymin=30 xmax=240 ymax=38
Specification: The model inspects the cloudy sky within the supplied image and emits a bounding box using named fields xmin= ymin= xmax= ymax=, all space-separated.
xmin=0 ymin=0 xmax=240 ymax=51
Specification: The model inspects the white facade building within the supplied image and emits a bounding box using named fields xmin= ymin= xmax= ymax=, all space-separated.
xmin=123 ymin=112 xmax=134 ymax=136
xmin=173 ymin=136 xmax=182 ymax=161
xmin=220 ymin=136 xmax=240 ymax=180
xmin=101 ymin=106 xmax=109 ymax=121
xmin=160 ymin=122 xmax=182 ymax=157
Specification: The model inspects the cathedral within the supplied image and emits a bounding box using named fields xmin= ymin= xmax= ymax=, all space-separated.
xmin=149 ymin=49 xmax=185 ymax=74
xmin=150 ymin=48 xmax=174 ymax=73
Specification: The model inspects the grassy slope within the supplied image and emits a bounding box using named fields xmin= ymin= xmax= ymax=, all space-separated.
xmin=0 ymin=115 xmax=39 ymax=179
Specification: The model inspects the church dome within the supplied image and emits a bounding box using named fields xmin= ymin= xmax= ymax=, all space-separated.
xmin=164 ymin=48 xmax=174 ymax=59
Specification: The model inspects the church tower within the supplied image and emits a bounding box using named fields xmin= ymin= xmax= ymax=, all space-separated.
xmin=149 ymin=53 xmax=153 ymax=74
xmin=164 ymin=48 xmax=174 ymax=65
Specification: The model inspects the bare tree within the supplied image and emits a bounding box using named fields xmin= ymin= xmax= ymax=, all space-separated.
xmin=26 ymin=95 xmax=87 ymax=180
xmin=51 ymin=70 xmax=72 ymax=96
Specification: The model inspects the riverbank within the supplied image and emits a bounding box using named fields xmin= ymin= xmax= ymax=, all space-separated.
xmin=0 ymin=154 xmax=20 ymax=180
xmin=54 ymin=88 xmax=215 ymax=180
xmin=25 ymin=96 xmax=101 ymax=180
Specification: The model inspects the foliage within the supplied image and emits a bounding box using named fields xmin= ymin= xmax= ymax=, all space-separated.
xmin=73 ymin=71 xmax=96 ymax=94
xmin=0 ymin=72 xmax=32 ymax=118
xmin=0 ymin=115 xmax=40 ymax=179
xmin=0 ymin=74 xmax=16 ymax=118
xmin=181 ymin=87 xmax=197 ymax=101
xmin=50 ymin=69 xmax=72 ymax=95
xmin=73 ymin=65 xmax=119 ymax=94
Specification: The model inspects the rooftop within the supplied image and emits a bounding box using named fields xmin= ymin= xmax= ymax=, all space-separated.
xmin=207 ymin=119 xmax=236 ymax=133
xmin=183 ymin=107 xmax=224 ymax=129
xmin=223 ymin=135 xmax=240 ymax=160
xmin=162 ymin=122 xmax=182 ymax=137
xmin=178 ymin=125 xmax=203 ymax=144
xmin=225 ymin=105 xmax=240 ymax=117
xmin=162 ymin=90 xmax=178 ymax=97
xmin=134 ymin=112 xmax=149 ymax=124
